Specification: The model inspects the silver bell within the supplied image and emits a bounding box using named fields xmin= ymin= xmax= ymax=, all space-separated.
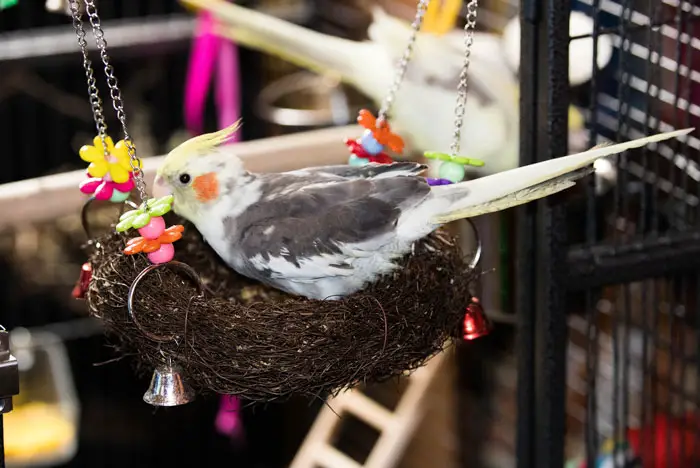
xmin=143 ymin=363 xmax=195 ymax=407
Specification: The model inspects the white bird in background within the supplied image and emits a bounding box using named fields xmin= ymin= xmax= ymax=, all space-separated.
xmin=180 ymin=0 xmax=614 ymax=176
xmin=153 ymin=121 xmax=690 ymax=300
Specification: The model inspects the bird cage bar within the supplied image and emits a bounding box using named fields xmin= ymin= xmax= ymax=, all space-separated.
xmin=566 ymin=230 xmax=700 ymax=290
xmin=515 ymin=0 xmax=571 ymax=467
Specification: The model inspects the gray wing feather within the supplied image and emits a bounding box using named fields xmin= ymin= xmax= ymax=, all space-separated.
xmin=296 ymin=161 xmax=427 ymax=179
xmin=234 ymin=176 xmax=431 ymax=266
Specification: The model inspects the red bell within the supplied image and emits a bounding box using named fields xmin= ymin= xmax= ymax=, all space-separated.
xmin=463 ymin=297 xmax=491 ymax=340
xmin=71 ymin=262 xmax=92 ymax=299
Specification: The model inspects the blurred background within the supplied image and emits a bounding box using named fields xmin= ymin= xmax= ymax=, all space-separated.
xmin=0 ymin=0 xmax=699 ymax=467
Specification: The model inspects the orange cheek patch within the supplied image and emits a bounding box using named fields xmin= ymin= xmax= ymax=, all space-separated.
xmin=193 ymin=172 xmax=220 ymax=202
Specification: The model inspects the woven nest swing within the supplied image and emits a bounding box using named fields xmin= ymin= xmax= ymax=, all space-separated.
xmin=83 ymin=210 xmax=478 ymax=403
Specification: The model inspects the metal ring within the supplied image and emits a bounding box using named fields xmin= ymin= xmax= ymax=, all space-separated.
xmin=465 ymin=218 xmax=482 ymax=270
xmin=81 ymin=197 xmax=97 ymax=239
xmin=127 ymin=261 xmax=204 ymax=343
xmin=255 ymin=71 xmax=356 ymax=127
xmin=81 ymin=197 xmax=141 ymax=239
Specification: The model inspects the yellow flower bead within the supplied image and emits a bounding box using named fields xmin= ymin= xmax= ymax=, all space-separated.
xmin=78 ymin=136 xmax=140 ymax=183
xmin=79 ymin=136 xmax=116 ymax=163
xmin=112 ymin=140 xmax=140 ymax=183
xmin=87 ymin=160 xmax=108 ymax=179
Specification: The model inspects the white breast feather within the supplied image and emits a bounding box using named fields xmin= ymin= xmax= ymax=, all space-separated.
xmin=246 ymin=233 xmax=410 ymax=299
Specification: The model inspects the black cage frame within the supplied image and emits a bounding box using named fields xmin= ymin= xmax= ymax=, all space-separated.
xmin=516 ymin=0 xmax=700 ymax=467
xmin=516 ymin=1 xmax=571 ymax=466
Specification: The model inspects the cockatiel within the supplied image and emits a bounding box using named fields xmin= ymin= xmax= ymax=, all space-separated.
xmin=153 ymin=123 xmax=691 ymax=300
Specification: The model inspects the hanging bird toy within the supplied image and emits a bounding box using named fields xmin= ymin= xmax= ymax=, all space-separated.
xmin=343 ymin=0 xmax=430 ymax=167
xmin=73 ymin=0 xmax=692 ymax=406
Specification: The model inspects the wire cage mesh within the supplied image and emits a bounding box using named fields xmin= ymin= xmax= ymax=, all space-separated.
xmin=568 ymin=0 xmax=700 ymax=465
xmin=516 ymin=0 xmax=700 ymax=467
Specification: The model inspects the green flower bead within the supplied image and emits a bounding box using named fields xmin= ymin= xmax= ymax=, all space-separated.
xmin=424 ymin=151 xmax=485 ymax=167
xmin=116 ymin=195 xmax=174 ymax=233
xmin=438 ymin=161 xmax=466 ymax=183
xmin=131 ymin=212 xmax=152 ymax=229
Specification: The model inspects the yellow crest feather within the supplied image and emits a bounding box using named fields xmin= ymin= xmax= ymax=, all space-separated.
xmin=163 ymin=119 xmax=243 ymax=170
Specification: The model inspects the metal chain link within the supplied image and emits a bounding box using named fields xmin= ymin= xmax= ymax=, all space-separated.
xmin=69 ymin=0 xmax=148 ymax=203
xmin=69 ymin=1 xmax=109 ymax=156
xmin=376 ymin=0 xmax=431 ymax=125
xmin=83 ymin=0 xmax=148 ymax=202
xmin=449 ymin=0 xmax=479 ymax=156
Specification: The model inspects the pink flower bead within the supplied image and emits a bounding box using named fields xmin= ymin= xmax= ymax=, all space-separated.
xmin=147 ymin=243 xmax=175 ymax=264
xmin=138 ymin=216 xmax=166 ymax=240
xmin=79 ymin=178 xmax=101 ymax=195
xmin=79 ymin=173 xmax=134 ymax=201
xmin=94 ymin=181 xmax=113 ymax=200
xmin=114 ymin=177 xmax=135 ymax=192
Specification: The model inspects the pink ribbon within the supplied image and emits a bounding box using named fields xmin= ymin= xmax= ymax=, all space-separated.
xmin=184 ymin=10 xmax=241 ymax=140
xmin=184 ymin=6 xmax=243 ymax=441
xmin=215 ymin=394 xmax=244 ymax=441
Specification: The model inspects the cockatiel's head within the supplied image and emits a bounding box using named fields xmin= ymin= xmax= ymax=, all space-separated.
xmin=154 ymin=120 xmax=245 ymax=224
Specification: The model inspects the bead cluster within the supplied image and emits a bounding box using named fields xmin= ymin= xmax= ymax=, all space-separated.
xmin=117 ymin=195 xmax=183 ymax=264
xmin=78 ymin=136 xmax=141 ymax=202
xmin=424 ymin=151 xmax=485 ymax=185
xmin=345 ymin=109 xmax=405 ymax=166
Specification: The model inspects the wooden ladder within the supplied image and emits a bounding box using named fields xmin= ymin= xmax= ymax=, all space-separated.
xmin=290 ymin=348 xmax=450 ymax=468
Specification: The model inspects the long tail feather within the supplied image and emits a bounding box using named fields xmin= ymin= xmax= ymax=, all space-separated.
xmin=431 ymin=128 xmax=693 ymax=224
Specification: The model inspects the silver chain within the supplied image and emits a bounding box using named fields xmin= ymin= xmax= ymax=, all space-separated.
xmin=376 ymin=0 xmax=431 ymax=125
xmin=69 ymin=1 xmax=108 ymax=153
xmin=69 ymin=0 xmax=148 ymax=203
xmin=450 ymin=0 xmax=479 ymax=156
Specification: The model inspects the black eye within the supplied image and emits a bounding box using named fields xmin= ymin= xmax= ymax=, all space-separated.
xmin=179 ymin=173 xmax=191 ymax=184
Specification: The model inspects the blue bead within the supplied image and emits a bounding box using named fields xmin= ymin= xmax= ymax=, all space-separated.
xmin=360 ymin=130 xmax=384 ymax=155
xmin=110 ymin=189 xmax=131 ymax=203
xmin=348 ymin=154 xmax=370 ymax=166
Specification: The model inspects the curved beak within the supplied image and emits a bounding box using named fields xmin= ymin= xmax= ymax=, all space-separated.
xmin=152 ymin=174 xmax=172 ymax=200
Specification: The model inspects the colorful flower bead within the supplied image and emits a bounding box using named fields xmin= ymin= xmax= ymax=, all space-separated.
xmin=360 ymin=129 xmax=384 ymax=155
xmin=79 ymin=172 xmax=135 ymax=202
xmin=109 ymin=189 xmax=131 ymax=203
xmin=356 ymin=109 xmax=405 ymax=154
xmin=368 ymin=153 xmax=394 ymax=165
xmin=348 ymin=154 xmax=371 ymax=166
xmin=123 ymin=225 xmax=184 ymax=265
xmin=438 ymin=161 xmax=466 ymax=183
xmin=137 ymin=216 xmax=166 ymax=240
xmin=426 ymin=177 xmax=453 ymax=186
xmin=116 ymin=195 xmax=174 ymax=232
xmin=79 ymin=136 xmax=141 ymax=184
xmin=147 ymin=243 xmax=175 ymax=264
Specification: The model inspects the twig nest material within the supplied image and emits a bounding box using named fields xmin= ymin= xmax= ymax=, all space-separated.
xmin=86 ymin=221 xmax=474 ymax=402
